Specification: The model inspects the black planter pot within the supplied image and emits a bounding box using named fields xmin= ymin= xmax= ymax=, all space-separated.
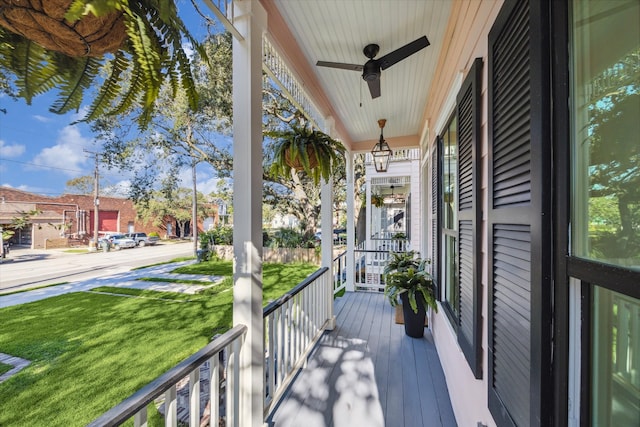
xmin=400 ymin=292 xmax=426 ymax=338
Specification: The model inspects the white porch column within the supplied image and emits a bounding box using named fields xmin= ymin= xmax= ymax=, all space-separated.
xmin=321 ymin=118 xmax=335 ymax=328
xmin=321 ymin=175 xmax=335 ymax=328
xmin=365 ymin=179 xmax=372 ymax=250
xmin=232 ymin=1 xmax=266 ymax=426
xmin=345 ymin=150 xmax=356 ymax=292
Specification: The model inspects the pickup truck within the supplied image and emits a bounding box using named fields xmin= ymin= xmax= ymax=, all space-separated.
xmin=125 ymin=232 xmax=159 ymax=247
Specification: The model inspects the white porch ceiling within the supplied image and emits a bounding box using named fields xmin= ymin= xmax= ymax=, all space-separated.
xmin=270 ymin=0 xmax=452 ymax=150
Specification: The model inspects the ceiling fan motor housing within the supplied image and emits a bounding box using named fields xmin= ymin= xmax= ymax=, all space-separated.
xmin=363 ymin=60 xmax=381 ymax=81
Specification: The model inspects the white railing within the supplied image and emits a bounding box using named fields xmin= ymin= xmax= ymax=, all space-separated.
xmin=333 ymin=251 xmax=347 ymax=295
xmin=365 ymin=148 xmax=420 ymax=164
xmin=87 ymin=325 xmax=247 ymax=427
xmin=353 ymin=249 xmax=389 ymax=292
xmin=353 ymin=241 xmax=410 ymax=291
xmin=263 ymin=267 xmax=332 ymax=415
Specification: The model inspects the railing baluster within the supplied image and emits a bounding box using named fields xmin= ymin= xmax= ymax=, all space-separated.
xmin=231 ymin=338 xmax=241 ymax=427
xmin=268 ymin=314 xmax=275 ymax=403
xmin=295 ymin=293 xmax=302 ymax=361
xmin=277 ymin=307 xmax=283 ymax=388
xmin=165 ymin=386 xmax=177 ymax=427
xmin=226 ymin=343 xmax=234 ymax=427
xmin=189 ymin=368 xmax=200 ymax=426
xmin=284 ymin=300 xmax=291 ymax=373
xmin=133 ymin=408 xmax=147 ymax=427
xmin=209 ymin=355 xmax=219 ymax=427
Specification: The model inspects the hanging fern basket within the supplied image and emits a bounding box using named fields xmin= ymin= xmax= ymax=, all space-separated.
xmin=0 ymin=0 xmax=127 ymax=57
xmin=284 ymin=145 xmax=320 ymax=171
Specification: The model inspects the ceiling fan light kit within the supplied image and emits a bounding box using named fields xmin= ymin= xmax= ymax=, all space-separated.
xmin=316 ymin=35 xmax=430 ymax=99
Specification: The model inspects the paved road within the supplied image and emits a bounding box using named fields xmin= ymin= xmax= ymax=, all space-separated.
xmin=0 ymin=242 xmax=194 ymax=295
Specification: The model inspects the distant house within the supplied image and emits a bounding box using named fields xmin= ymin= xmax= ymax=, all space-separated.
xmin=0 ymin=187 xmax=165 ymax=249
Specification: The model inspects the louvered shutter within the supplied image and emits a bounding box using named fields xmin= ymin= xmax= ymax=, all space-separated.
xmin=431 ymin=143 xmax=440 ymax=290
xmin=488 ymin=0 xmax=552 ymax=426
xmin=456 ymin=57 xmax=483 ymax=379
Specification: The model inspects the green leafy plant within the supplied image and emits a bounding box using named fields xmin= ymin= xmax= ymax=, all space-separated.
xmin=383 ymin=251 xmax=437 ymax=314
xmin=0 ymin=0 xmax=205 ymax=127
xmin=371 ymin=193 xmax=384 ymax=208
xmin=268 ymin=122 xmax=345 ymax=185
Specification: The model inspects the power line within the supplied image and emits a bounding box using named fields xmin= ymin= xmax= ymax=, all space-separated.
xmin=0 ymin=157 xmax=85 ymax=174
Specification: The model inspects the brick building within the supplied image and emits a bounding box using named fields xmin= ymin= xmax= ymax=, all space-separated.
xmin=0 ymin=187 xmax=167 ymax=249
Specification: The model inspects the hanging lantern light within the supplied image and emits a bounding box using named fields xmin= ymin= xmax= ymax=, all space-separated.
xmin=371 ymin=119 xmax=393 ymax=172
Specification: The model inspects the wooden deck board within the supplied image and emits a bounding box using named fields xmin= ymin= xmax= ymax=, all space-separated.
xmin=267 ymin=292 xmax=457 ymax=427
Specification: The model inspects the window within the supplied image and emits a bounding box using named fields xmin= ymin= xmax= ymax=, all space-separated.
xmin=571 ymin=0 xmax=640 ymax=269
xmin=441 ymin=114 xmax=458 ymax=317
xmin=434 ymin=57 xmax=483 ymax=379
xmin=569 ymin=1 xmax=640 ymax=426
xmin=591 ymin=287 xmax=639 ymax=426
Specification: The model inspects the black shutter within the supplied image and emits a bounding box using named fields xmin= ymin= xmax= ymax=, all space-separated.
xmin=431 ymin=143 xmax=440 ymax=291
xmin=488 ymin=0 xmax=552 ymax=426
xmin=456 ymin=57 xmax=483 ymax=379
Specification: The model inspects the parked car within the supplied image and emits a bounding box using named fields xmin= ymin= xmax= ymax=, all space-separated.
xmin=125 ymin=232 xmax=158 ymax=247
xmin=108 ymin=234 xmax=136 ymax=250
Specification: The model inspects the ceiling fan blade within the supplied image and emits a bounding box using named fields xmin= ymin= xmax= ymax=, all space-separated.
xmin=378 ymin=36 xmax=430 ymax=70
xmin=316 ymin=61 xmax=363 ymax=71
xmin=367 ymin=78 xmax=381 ymax=99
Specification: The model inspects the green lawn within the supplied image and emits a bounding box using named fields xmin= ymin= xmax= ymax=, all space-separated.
xmin=0 ymin=261 xmax=317 ymax=427
xmin=0 ymin=361 xmax=12 ymax=376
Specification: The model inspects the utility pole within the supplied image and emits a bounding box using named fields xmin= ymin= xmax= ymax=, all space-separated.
xmin=84 ymin=150 xmax=102 ymax=250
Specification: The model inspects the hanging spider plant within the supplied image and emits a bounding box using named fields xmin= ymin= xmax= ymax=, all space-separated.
xmin=0 ymin=0 xmax=206 ymax=127
xmin=267 ymin=122 xmax=345 ymax=185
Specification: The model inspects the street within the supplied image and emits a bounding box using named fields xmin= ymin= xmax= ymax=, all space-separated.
xmin=0 ymin=242 xmax=194 ymax=294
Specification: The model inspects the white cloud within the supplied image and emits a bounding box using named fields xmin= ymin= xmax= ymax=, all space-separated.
xmin=197 ymin=176 xmax=222 ymax=195
xmin=33 ymin=115 xmax=52 ymax=123
xmin=1 ymin=183 xmax=43 ymax=193
xmin=31 ymin=125 xmax=93 ymax=176
xmin=0 ymin=140 xmax=25 ymax=157
xmin=175 ymin=167 xmax=221 ymax=196
xmin=102 ymin=180 xmax=131 ymax=197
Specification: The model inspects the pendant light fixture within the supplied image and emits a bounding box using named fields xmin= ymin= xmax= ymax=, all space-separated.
xmin=371 ymin=119 xmax=393 ymax=172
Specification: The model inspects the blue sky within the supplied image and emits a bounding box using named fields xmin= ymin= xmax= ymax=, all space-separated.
xmin=0 ymin=2 xmax=226 ymax=198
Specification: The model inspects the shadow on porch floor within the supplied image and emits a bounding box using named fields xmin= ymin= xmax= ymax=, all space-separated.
xmin=266 ymin=291 xmax=457 ymax=427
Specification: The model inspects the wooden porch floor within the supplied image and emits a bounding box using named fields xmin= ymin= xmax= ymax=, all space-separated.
xmin=266 ymin=291 xmax=457 ymax=427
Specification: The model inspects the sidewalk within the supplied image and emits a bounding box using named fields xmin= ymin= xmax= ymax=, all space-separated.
xmin=0 ymin=260 xmax=222 ymax=309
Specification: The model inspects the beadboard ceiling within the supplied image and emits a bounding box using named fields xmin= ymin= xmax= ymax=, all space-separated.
xmin=271 ymin=0 xmax=453 ymax=149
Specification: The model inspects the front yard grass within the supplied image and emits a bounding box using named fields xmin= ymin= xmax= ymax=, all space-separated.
xmin=0 ymin=260 xmax=317 ymax=427
xmin=0 ymin=361 xmax=12 ymax=376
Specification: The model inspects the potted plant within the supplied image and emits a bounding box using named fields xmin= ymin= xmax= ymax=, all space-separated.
xmin=383 ymin=251 xmax=437 ymax=338
xmin=268 ymin=121 xmax=345 ymax=185
xmin=0 ymin=0 xmax=205 ymax=127
xmin=371 ymin=193 xmax=384 ymax=208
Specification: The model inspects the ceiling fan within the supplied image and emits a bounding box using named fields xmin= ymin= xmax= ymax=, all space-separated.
xmin=316 ymin=36 xmax=430 ymax=99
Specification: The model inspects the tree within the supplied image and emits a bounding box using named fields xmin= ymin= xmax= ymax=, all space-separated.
xmin=2 ymin=209 xmax=42 ymax=242
xmin=95 ymin=32 xmax=233 ymax=203
xmin=262 ymin=87 xmax=348 ymax=237
xmin=136 ymin=186 xmax=211 ymax=238
xmin=65 ymin=175 xmax=94 ymax=194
